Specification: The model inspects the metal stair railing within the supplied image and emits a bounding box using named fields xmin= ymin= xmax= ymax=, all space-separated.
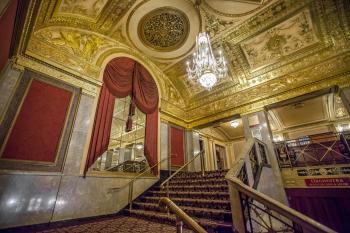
xmin=225 ymin=138 xmax=336 ymax=233
xmin=109 ymin=158 xmax=168 ymax=210
xmin=159 ymin=197 xmax=207 ymax=233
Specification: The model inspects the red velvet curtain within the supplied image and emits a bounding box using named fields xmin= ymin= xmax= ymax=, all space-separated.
xmin=286 ymin=188 xmax=350 ymax=233
xmin=145 ymin=110 xmax=158 ymax=175
xmin=85 ymin=57 xmax=159 ymax=175
xmin=85 ymin=84 xmax=115 ymax=174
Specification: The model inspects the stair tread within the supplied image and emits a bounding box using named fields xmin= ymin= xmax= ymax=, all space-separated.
xmin=128 ymin=209 xmax=232 ymax=227
xmin=172 ymin=178 xmax=226 ymax=182
xmin=143 ymin=196 xmax=230 ymax=204
xmin=159 ymin=184 xmax=228 ymax=189
xmin=149 ymin=190 xmax=229 ymax=195
xmin=133 ymin=201 xmax=231 ymax=214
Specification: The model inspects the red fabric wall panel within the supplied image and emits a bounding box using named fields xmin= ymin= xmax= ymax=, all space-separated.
xmin=0 ymin=0 xmax=18 ymax=70
xmin=2 ymin=79 xmax=72 ymax=162
xmin=170 ymin=127 xmax=184 ymax=166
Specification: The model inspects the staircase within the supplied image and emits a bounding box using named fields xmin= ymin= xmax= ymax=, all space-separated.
xmin=125 ymin=170 xmax=234 ymax=233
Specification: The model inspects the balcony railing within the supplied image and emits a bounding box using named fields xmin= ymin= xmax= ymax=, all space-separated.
xmin=225 ymin=138 xmax=335 ymax=233
xmin=274 ymin=132 xmax=350 ymax=168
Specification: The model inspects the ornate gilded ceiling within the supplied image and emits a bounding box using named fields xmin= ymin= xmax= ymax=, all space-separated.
xmin=138 ymin=7 xmax=189 ymax=51
xmin=16 ymin=0 xmax=350 ymax=128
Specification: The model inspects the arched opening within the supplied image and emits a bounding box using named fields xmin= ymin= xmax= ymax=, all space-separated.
xmin=84 ymin=57 xmax=159 ymax=175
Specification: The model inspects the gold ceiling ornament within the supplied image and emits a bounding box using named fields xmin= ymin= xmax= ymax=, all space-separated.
xmin=14 ymin=0 xmax=350 ymax=128
xmin=138 ymin=7 xmax=189 ymax=51
xmin=58 ymin=0 xmax=109 ymax=19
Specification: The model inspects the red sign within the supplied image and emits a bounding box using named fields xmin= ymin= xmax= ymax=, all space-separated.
xmin=305 ymin=178 xmax=350 ymax=187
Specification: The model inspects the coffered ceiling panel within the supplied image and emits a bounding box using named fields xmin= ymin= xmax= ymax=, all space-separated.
xmin=216 ymin=119 xmax=244 ymax=140
xmin=204 ymin=0 xmax=264 ymax=16
xmin=272 ymin=96 xmax=327 ymax=128
xmin=56 ymin=0 xmax=109 ymax=20
xmin=241 ymin=9 xmax=319 ymax=70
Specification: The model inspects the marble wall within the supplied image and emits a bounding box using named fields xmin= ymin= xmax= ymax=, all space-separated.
xmin=242 ymin=111 xmax=287 ymax=204
xmin=0 ymin=66 xmax=158 ymax=229
xmin=160 ymin=122 xmax=169 ymax=170
xmin=0 ymin=63 xmax=21 ymax=119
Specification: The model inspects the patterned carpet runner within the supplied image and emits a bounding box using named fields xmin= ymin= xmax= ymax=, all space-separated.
xmin=1 ymin=215 xmax=193 ymax=233
xmin=2 ymin=170 xmax=232 ymax=233
xmin=126 ymin=170 xmax=233 ymax=233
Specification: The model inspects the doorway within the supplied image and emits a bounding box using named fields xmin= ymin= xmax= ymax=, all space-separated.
xmin=215 ymin=144 xmax=226 ymax=170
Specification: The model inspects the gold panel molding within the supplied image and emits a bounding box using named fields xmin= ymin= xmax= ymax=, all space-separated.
xmin=241 ymin=9 xmax=319 ymax=70
xmin=138 ymin=7 xmax=189 ymax=51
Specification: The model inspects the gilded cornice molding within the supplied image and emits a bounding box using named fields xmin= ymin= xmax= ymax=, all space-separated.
xmin=15 ymin=55 xmax=99 ymax=97
xmin=13 ymin=0 xmax=350 ymax=128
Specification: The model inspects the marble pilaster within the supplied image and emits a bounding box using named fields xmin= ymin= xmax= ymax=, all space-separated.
xmin=0 ymin=63 xmax=21 ymax=121
xmin=242 ymin=111 xmax=287 ymax=204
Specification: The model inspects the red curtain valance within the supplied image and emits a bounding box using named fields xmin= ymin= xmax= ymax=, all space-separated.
xmin=103 ymin=57 xmax=158 ymax=114
xmin=84 ymin=57 xmax=159 ymax=175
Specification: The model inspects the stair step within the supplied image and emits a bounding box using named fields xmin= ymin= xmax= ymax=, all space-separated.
xmin=169 ymin=176 xmax=227 ymax=182
xmin=140 ymin=196 xmax=231 ymax=210
xmin=147 ymin=190 xmax=229 ymax=200
xmin=153 ymin=185 xmax=228 ymax=192
xmin=126 ymin=209 xmax=234 ymax=232
xmin=169 ymin=179 xmax=228 ymax=186
xmin=176 ymin=170 xmax=228 ymax=177
xmin=132 ymin=202 xmax=232 ymax=222
xmin=172 ymin=173 xmax=227 ymax=180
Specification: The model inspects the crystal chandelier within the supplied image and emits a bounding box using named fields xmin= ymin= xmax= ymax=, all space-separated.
xmin=186 ymin=32 xmax=228 ymax=90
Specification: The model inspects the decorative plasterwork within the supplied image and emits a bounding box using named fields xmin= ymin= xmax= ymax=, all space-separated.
xmin=15 ymin=0 xmax=350 ymax=128
xmin=138 ymin=7 xmax=189 ymax=51
xmin=241 ymin=9 xmax=319 ymax=70
xmin=37 ymin=0 xmax=136 ymax=34
xmin=34 ymin=28 xmax=116 ymax=62
xmin=335 ymin=96 xmax=349 ymax=118
xmin=57 ymin=0 xmax=109 ymax=20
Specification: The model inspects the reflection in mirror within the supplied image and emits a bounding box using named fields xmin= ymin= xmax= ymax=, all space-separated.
xmin=90 ymin=96 xmax=150 ymax=174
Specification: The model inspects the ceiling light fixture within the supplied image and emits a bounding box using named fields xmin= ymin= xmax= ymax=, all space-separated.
xmin=135 ymin=144 xmax=144 ymax=150
xmin=230 ymin=120 xmax=239 ymax=128
xmin=186 ymin=31 xmax=227 ymax=90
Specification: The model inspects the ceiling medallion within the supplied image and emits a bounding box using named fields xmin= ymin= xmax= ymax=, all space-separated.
xmin=186 ymin=32 xmax=228 ymax=90
xmin=138 ymin=7 xmax=189 ymax=51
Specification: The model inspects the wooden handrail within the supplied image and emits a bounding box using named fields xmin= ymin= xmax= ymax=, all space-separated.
xmin=159 ymin=197 xmax=207 ymax=233
xmin=160 ymin=150 xmax=204 ymax=188
xmin=225 ymin=176 xmax=336 ymax=233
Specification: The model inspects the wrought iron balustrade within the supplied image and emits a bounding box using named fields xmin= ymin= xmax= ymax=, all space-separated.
xmin=275 ymin=132 xmax=350 ymax=169
xmin=225 ymin=138 xmax=335 ymax=233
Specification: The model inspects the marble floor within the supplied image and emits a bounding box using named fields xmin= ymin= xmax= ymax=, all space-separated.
xmin=0 ymin=215 xmax=193 ymax=233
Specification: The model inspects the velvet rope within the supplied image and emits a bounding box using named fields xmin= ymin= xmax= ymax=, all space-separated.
xmin=84 ymin=57 xmax=159 ymax=175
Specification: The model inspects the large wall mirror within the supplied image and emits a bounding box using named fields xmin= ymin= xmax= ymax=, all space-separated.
xmin=90 ymin=96 xmax=149 ymax=174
